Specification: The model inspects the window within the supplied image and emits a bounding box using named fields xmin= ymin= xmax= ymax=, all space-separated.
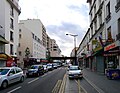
xmin=10 ymin=44 xmax=13 ymax=55
xmin=19 ymin=34 xmax=21 ymax=39
xmin=106 ymin=2 xmax=111 ymax=22
xmin=99 ymin=0 xmax=101 ymax=5
xmin=10 ymin=31 xmax=13 ymax=41
xmin=117 ymin=0 xmax=120 ymax=3
xmin=9 ymin=69 xmax=15 ymax=75
xmin=15 ymin=68 xmax=22 ymax=73
xmin=91 ymin=25 xmax=93 ymax=36
xmin=32 ymin=33 xmax=34 ymax=39
xmin=118 ymin=18 xmax=120 ymax=33
xmin=10 ymin=6 xmax=14 ymax=17
xmin=115 ymin=0 xmax=120 ymax=12
xmin=18 ymin=43 xmax=20 ymax=47
xmin=94 ymin=5 xmax=96 ymax=14
xmin=10 ymin=18 xmax=14 ymax=29
xmin=99 ymin=12 xmax=102 ymax=26
xmin=19 ymin=29 xmax=21 ymax=32
xmin=35 ymin=36 xmax=37 ymax=40
xmin=19 ymin=51 xmax=22 ymax=56
xmin=94 ymin=18 xmax=97 ymax=31
xmin=116 ymin=18 xmax=120 ymax=40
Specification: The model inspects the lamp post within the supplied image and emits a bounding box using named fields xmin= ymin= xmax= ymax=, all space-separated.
xmin=66 ymin=33 xmax=78 ymax=65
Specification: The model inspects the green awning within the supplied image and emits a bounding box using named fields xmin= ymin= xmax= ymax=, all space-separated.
xmin=0 ymin=36 xmax=9 ymax=44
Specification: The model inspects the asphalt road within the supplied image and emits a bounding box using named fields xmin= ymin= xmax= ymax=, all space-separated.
xmin=0 ymin=67 xmax=66 ymax=93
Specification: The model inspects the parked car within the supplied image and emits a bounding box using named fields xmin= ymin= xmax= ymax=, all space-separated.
xmin=53 ymin=63 xmax=58 ymax=69
xmin=68 ymin=65 xmax=83 ymax=79
xmin=0 ymin=67 xmax=25 ymax=89
xmin=47 ymin=63 xmax=53 ymax=71
xmin=26 ymin=65 xmax=44 ymax=77
xmin=43 ymin=65 xmax=48 ymax=72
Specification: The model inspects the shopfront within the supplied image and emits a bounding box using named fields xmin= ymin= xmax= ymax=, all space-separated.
xmin=104 ymin=41 xmax=120 ymax=69
xmin=0 ymin=53 xmax=13 ymax=67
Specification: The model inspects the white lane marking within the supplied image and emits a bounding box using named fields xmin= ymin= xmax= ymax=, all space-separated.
xmin=28 ymin=78 xmax=39 ymax=84
xmin=84 ymin=76 xmax=105 ymax=93
xmin=7 ymin=86 xmax=21 ymax=93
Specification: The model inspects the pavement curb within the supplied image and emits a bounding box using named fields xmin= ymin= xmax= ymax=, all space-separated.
xmin=59 ymin=74 xmax=67 ymax=93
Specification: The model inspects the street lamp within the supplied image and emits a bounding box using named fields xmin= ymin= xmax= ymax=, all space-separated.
xmin=66 ymin=33 xmax=78 ymax=65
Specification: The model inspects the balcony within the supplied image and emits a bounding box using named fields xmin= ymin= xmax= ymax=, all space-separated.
xmin=115 ymin=1 xmax=120 ymax=12
xmin=7 ymin=0 xmax=21 ymax=14
xmin=116 ymin=33 xmax=120 ymax=40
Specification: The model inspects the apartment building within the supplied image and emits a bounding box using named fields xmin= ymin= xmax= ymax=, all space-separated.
xmin=0 ymin=0 xmax=21 ymax=66
xmin=18 ymin=19 xmax=46 ymax=68
xmin=50 ymin=39 xmax=61 ymax=57
xmin=77 ymin=0 xmax=120 ymax=73
xmin=104 ymin=0 xmax=120 ymax=69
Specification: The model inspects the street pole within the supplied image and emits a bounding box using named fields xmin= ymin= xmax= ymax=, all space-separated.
xmin=66 ymin=34 xmax=78 ymax=65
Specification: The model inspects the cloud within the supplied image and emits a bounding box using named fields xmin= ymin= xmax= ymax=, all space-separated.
xmin=19 ymin=0 xmax=89 ymax=56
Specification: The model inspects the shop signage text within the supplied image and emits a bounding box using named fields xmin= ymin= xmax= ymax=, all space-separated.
xmin=104 ymin=43 xmax=116 ymax=51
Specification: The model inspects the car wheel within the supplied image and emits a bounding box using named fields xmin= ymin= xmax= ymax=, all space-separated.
xmin=1 ymin=81 xmax=8 ymax=89
xmin=20 ymin=76 xmax=24 ymax=82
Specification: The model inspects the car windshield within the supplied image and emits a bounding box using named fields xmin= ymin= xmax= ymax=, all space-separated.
xmin=0 ymin=68 xmax=10 ymax=75
xmin=30 ymin=66 xmax=39 ymax=69
xmin=69 ymin=66 xmax=79 ymax=70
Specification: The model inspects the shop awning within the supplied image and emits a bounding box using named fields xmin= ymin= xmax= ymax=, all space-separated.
xmin=0 ymin=36 xmax=9 ymax=44
xmin=92 ymin=48 xmax=104 ymax=56
xmin=0 ymin=53 xmax=12 ymax=60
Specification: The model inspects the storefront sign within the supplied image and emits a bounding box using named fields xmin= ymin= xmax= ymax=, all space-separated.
xmin=103 ymin=53 xmax=118 ymax=56
xmin=104 ymin=43 xmax=116 ymax=51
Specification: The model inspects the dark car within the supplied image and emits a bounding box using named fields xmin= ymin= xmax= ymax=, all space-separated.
xmin=26 ymin=65 xmax=44 ymax=77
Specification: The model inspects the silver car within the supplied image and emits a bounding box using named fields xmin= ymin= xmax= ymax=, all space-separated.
xmin=68 ymin=65 xmax=83 ymax=79
xmin=0 ymin=67 xmax=25 ymax=88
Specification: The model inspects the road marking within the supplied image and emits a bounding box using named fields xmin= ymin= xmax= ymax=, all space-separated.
xmin=75 ymin=79 xmax=81 ymax=93
xmin=28 ymin=78 xmax=39 ymax=84
xmin=77 ymin=79 xmax=81 ymax=93
xmin=84 ymin=76 xmax=105 ymax=93
xmin=52 ymin=80 xmax=62 ymax=93
xmin=58 ymin=74 xmax=67 ymax=93
xmin=7 ymin=86 xmax=21 ymax=93
xmin=81 ymin=85 xmax=88 ymax=93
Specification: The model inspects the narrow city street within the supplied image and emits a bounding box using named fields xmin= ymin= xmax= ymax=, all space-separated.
xmin=0 ymin=67 xmax=66 ymax=93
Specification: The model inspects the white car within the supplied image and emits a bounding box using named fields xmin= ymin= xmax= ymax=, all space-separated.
xmin=0 ymin=67 xmax=25 ymax=88
xmin=68 ymin=65 xmax=83 ymax=79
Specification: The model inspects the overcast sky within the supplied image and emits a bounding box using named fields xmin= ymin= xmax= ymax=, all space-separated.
xmin=19 ymin=0 xmax=89 ymax=56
